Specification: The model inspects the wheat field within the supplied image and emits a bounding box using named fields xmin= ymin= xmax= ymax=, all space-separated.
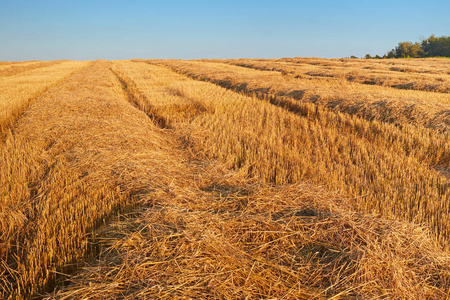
xmin=0 ymin=58 xmax=449 ymax=299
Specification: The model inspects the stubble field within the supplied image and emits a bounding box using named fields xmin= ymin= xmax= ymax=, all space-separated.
xmin=0 ymin=58 xmax=449 ymax=299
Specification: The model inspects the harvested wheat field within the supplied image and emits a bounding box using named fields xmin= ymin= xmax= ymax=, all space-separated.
xmin=0 ymin=58 xmax=449 ymax=299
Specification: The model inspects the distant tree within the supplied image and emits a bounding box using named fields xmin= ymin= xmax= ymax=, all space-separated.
xmin=354 ymin=35 xmax=449 ymax=60
xmin=421 ymin=35 xmax=450 ymax=57
xmin=394 ymin=42 xmax=411 ymax=58
xmin=393 ymin=42 xmax=423 ymax=58
xmin=387 ymin=50 xmax=396 ymax=58
xmin=409 ymin=42 xmax=423 ymax=58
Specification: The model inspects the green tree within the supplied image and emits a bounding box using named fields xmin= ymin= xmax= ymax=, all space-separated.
xmin=421 ymin=35 xmax=450 ymax=57
xmin=395 ymin=42 xmax=412 ymax=58
xmin=387 ymin=50 xmax=396 ymax=58
xmin=408 ymin=42 xmax=423 ymax=58
xmin=393 ymin=42 xmax=423 ymax=58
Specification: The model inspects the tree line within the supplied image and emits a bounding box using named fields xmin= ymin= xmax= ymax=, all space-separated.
xmin=359 ymin=34 xmax=450 ymax=59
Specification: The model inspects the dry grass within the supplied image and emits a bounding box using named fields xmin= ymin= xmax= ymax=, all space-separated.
xmin=272 ymin=57 xmax=450 ymax=76
xmin=284 ymin=57 xmax=450 ymax=72
xmin=0 ymin=61 xmax=41 ymax=71
xmin=1 ymin=58 xmax=449 ymax=299
xmin=0 ymin=60 xmax=90 ymax=137
xmin=219 ymin=58 xmax=450 ymax=93
xmin=46 ymin=181 xmax=450 ymax=299
xmin=0 ymin=61 xmax=188 ymax=298
xmin=164 ymin=59 xmax=450 ymax=131
xmin=0 ymin=61 xmax=67 ymax=77
xmin=151 ymin=59 xmax=450 ymax=177
xmin=118 ymin=60 xmax=449 ymax=245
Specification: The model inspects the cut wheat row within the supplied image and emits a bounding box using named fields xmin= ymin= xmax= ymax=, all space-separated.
xmin=217 ymin=57 xmax=450 ymax=93
xmin=156 ymin=59 xmax=450 ymax=175
xmin=47 ymin=185 xmax=450 ymax=299
xmin=161 ymin=60 xmax=450 ymax=132
xmin=112 ymin=61 xmax=449 ymax=248
xmin=151 ymin=60 xmax=450 ymax=172
xmin=45 ymin=60 xmax=450 ymax=300
xmin=0 ymin=61 xmax=40 ymax=71
xmin=0 ymin=61 xmax=188 ymax=298
xmin=0 ymin=60 xmax=90 ymax=138
xmin=277 ymin=56 xmax=450 ymax=75
xmin=0 ymin=60 xmax=68 ymax=77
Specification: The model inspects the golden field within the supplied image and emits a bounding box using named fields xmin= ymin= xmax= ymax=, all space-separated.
xmin=0 ymin=58 xmax=449 ymax=299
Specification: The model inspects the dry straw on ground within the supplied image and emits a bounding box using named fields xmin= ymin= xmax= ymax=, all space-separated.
xmin=0 ymin=60 xmax=90 ymax=138
xmin=123 ymin=60 xmax=449 ymax=248
xmin=0 ymin=61 xmax=40 ymax=71
xmin=0 ymin=58 xmax=449 ymax=299
xmin=0 ymin=61 xmax=186 ymax=297
xmin=219 ymin=57 xmax=450 ymax=94
xmin=0 ymin=61 xmax=67 ymax=77
xmin=160 ymin=59 xmax=450 ymax=131
xmin=47 ymin=180 xmax=450 ymax=299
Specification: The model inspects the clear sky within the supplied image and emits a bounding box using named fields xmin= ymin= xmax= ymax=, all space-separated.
xmin=1 ymin=0 xmax=449 ymax=61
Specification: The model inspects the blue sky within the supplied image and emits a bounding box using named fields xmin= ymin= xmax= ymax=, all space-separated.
xmin=1 ymin=0 xmax=449 ymax=60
